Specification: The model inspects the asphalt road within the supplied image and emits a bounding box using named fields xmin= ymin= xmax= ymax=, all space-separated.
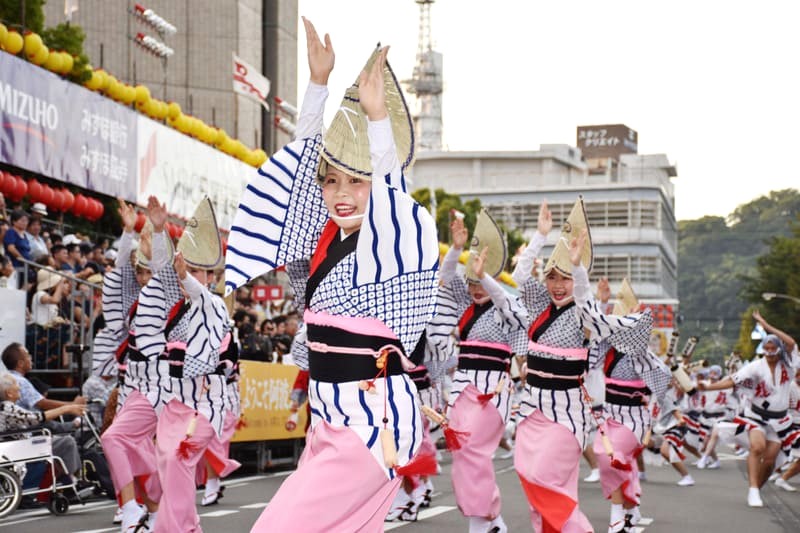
xmin=2 ymin=447 xmax=799 ymax=532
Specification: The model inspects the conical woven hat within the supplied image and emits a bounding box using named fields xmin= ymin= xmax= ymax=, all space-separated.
xmin=543 ymin=196 xmax=593 ymax=277
xmin=612 ymin=278 xmax=638 ymax=316
xmin=466 ymin=208 xmax=507 ymax=282
xmin=177 ymin=198 xmax=223 ymax=270
xmin=135 ymin=220 xmax=174 ymax=269
xmin=319 ymin=46 xmax=415 ymax=180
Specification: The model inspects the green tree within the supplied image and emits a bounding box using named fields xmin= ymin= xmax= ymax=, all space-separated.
xmin=0 ymin=0 xmax=45 ymax=33
xmin=678 ymin=189 xmax=800 ymax=360
xmin=40 ymin=22 xmax=91 ymax=81
xmin=734 ymin=306 xmax=758 ymax=360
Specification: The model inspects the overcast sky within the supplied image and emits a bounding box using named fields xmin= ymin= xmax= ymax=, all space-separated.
xmin=296 ymin=0 xmax=800 ymax=221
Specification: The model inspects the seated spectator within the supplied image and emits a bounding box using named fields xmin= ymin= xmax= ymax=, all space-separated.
xmin=3 ymin=209 xmax=32 ymax=275
xmin=0 ymin=372 xmax=86 ymax=483
xmin=271 ymin=315 xmax=293 ymax=360
xmin=1 ymin=343 xmax=86 ymax=412
xmin=25 ymin=214 xmax=49 ymax=262
xmin=51 ymin=243 xmax=70 ymax=272
xmin=0 ymin=254 xmax=17 ymax=288
xmin=27 ymin=270 xmax=73 ymax=368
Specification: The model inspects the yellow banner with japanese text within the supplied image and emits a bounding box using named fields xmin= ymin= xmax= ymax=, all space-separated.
xmin=232 ymin=360 xmax=308 ymax=442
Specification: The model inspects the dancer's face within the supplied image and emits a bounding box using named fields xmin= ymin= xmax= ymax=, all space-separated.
xmin=468 ymin=282 xmax=490 ymax=305
xmin=544 ymin=270 xmax=574 ymax=306
xmin=321 ymin=167 xmax=370 ymax=235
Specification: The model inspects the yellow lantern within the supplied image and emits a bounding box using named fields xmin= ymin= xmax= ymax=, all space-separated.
xmin=122 ymin=85 xmax=137 ymax=104
xmin=157 ymin=100 xmax=170 ymax=119
xmin=214 ymin=128 xmax=228 ymax=146
xmin=31 ymin=44 xmax=49 ymax=66
xmin=134 ymin=85 xmax=151 ymax=104
xmin=44 ymin=51 xmax=63 ymax=73
xmin=95 ymin=69 xmax=110 ymax=91
xmin=84 ymin=69 xmax=101 ymax=90
xmin=59 ymin=52 xmax=74 ymax=74
xmin=23 ymin=32 xmax=43 ymax=59
xmin=167 ymin=101 xmax=181 ymax=120
xmin=0 ymin=23 xmax=8 ymax=49
xmin=251 ymin=149 xmax=267 ymax=167
xmin=4 ymin=30 xmax=24 ymax=55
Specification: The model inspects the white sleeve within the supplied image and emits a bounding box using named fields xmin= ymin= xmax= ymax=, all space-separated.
xmin=481 ymin=273 xmax=528 ymax=332
xmin=182 ymin=275 xmax=228 ymax=376
xmin=440 ymin=246 xmax=463 ymax=284
xmin=512 ymin=232 xmax=547 ymax=286
xmin=574 ymin=265 xmax=642 ymax=340
xmin=149 ymin=231 xmax=170 ymax=273
xmin=294 ymin=82 xmax=328 ymax=140
xmin=116 ymin=231 xmax=135 ymax=268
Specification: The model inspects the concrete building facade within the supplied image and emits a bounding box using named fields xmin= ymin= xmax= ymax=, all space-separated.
xmin=43 ymin=0 xmax=297 ymax=153
xmin=409 ymin=143 xmax=679 ymax=300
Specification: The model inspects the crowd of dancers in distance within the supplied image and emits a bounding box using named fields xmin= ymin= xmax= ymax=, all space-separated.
xmin=91 ymin=17 xmax=800 ymax=533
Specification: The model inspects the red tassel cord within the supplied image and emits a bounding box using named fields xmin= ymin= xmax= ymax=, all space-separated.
xmin=394 ymin=452 xmax=438 ymax=477
xmin=176 ymin=413 xmax=201 ymax=459
xmin=476 ymin=393 xmax=495 ymax=406
xmin=235 ymin=415 xmax=248 ymax=430
xmin=443 ymin=425 xmax=471 ymax=451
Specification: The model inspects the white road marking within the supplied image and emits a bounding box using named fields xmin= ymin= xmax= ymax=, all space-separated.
xmin=638 ymin=517 xmax=654 ymax=525
xmin=239 ymin=502 xmax=269 ymax=509
xmin=383 ymin=505 xmax=457 ymax=530
xmin=199 ymin=509 xmax=240 ymax=518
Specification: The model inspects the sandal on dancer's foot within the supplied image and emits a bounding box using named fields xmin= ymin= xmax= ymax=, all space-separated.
xmin=201 ymin=485 xmax=226 ymax=506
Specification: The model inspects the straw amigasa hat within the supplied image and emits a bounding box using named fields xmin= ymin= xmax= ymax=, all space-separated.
xmin=465 ymin=208 xmax=507 ymax=283
xmin=612 ymin=278 xmax=638 ymax=316
xmin=177 ymin=197 xmax=223 ymax=270
xmin=319 ymin=46 xmax=415 ymax=180
xmin=135 ymin=220 xmax=174 ymax=269
xmin=543 ymin=196 xmax=593 ymax=277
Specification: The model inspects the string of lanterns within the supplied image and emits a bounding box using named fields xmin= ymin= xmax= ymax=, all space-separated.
xmin=0 ymin=23 xmax=268 ymax=168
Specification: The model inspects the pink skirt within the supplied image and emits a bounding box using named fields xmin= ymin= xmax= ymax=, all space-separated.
xmin=196 ymin=411 xmax=242 ymax=485
xmin=514 ymin=410 xmax=592 ymax=533
xmin=101 ymin=390 xmax=161 ymax=502
xmin=448 ymin=384 xmax=504 ymax=518
xmin=154 ymin=400 xmax=218 ymax=533
xmin=251 ymin=421 xmax=401 ymax=532
xmin=593 ymin=418 xmax=642 ymax=505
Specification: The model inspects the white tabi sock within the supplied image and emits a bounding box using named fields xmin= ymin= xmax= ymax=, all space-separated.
xmin=205 ymin=477 xmax=221 ymax=497
xmin=610 ymin=503 xmax=625 ymax=524
xmin=120 ymin=500 xmax=144 ymax=531
xmin=490 ymin=514 xmax=508 ymax=532
xmin=468 ymin=516 xmax=491 ymax=533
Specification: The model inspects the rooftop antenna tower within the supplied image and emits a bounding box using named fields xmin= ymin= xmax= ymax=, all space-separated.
xmin=406 ymin=0 xmax=443 ymax=151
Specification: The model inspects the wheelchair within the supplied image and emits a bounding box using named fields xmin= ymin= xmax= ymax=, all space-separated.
xmin=0 ymin=426 xmax=83 ymax=518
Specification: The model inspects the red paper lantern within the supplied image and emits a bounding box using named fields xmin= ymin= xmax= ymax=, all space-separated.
xmin=27 ymin=179 xmax=43 ymax=202
xmin=0 ymin=172 xmax=9 ymax=195
xmin=50 ymin=188 xmax=65 ymax=212
xmin=40 ymin=184 xmax=55 ymax=207
xmin=71 ymin=194 xmax=88 ymax=217
xmin=61 ymin=189 xmax=75 ymax=211
xmin=87 ymin=198 xmax=104 ymax=220
xmin=134 ymin=211 xmax=147 ymax=232
xmin=14 ymin=176 xmax=28 ymax=201
xmin=85 ymin=198 xmax=98 ymax=220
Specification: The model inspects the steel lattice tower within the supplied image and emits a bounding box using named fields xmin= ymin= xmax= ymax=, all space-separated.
xmin=406 ymin=0 xmax=443 ymax=151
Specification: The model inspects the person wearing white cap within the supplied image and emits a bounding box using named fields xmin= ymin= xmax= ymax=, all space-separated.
xmin=225 ymin=18 xmax=439 ymax=533
xmin=30 ymin=202 xmax=48 ymax=217
xmin=698 ymin=311 xmax=799 ymax=507
xmin=511 ymin=199 xmax=649 ymax=533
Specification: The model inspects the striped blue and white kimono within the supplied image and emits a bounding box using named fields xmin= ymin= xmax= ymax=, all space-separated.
xmin=132 ymin=251 xmax=230 ymax=435
xmin=431 ymin=246 xmax=529 ymax=423
xmin=92 ymin=231 xmax=139 ymax=381
xmin=224 ymin=82 xmax=439 ymax=478
xmin=589 ymin=311 xmax=672 ymax=442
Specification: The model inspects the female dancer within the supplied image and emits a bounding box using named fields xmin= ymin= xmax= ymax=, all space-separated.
xmin=225 ymin=18 xmax=439 ymax=532
xmin=429 ymin=212 xmax=527 ymax=533
xmin=512 ymin=199 xmax=646 ymax=532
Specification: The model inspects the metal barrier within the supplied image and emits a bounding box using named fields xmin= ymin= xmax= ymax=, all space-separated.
xmin=12 ymin=257 xmax=101 ymax=395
